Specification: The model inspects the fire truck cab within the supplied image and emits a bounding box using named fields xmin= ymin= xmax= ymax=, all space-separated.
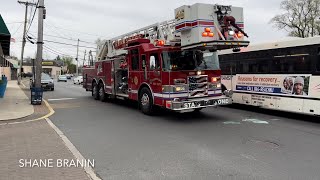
xmin=83 ymin=3 xmax=249 ymax=114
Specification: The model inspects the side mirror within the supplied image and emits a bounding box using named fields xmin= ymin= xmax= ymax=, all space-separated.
xmin=142 ymin=60 xmax=146 ymax=68
xmin=150 ymin=56 xmax=156 ymax=70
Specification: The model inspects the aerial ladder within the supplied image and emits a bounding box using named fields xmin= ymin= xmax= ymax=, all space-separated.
xmin=96 ymin=3 xmax=249 ymax=61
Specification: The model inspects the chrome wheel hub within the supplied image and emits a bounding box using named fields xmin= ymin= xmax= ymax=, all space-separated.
xmin=141 ymin=93 xmax=149 ymax=106
xmin=99 ymin=87 xmax=103 ymax=97
xmin=93 ymin=86 xmax=97 ymax=96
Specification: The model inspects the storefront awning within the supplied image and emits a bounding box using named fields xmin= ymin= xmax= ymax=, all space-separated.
xmin=6 ymin=58 xmax=19 ymax=69
xmin=0 ymin=15 xmax=11 ymax=56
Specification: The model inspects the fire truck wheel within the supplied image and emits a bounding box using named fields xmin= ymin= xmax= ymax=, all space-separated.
xmin=99 ymin=84 xmax=106 ymax=102
xmin=93 ymin=83 xmax=99 ymax=100
xmin=193 ymin=108 xmax=203 ymax=113
xmin=139 ymin=87 xmax=154 ymax=115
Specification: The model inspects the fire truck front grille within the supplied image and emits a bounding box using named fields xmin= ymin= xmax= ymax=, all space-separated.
xmin=188 ymin=75 xmax=208 ymax=97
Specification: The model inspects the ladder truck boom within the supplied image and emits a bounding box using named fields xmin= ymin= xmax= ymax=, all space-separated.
xmin=96 ymin=3 xmax=249 ymax=61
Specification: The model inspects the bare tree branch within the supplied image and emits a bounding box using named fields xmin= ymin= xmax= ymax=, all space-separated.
xmin=270 ymin=0 xmax=320 ymax=38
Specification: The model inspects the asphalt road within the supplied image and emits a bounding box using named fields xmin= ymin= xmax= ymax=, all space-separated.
xmin=45 ymin=79 xmax=320 ymax=180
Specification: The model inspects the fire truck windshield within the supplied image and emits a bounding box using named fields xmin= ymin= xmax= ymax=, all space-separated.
xmin=162 ymin=50 xmax=220 ymax=71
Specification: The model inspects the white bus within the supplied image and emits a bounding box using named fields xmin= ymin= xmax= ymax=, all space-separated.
xmin=219 ymin=36 xmax=320 ymax=116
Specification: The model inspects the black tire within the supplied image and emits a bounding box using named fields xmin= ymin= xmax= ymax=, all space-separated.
xmin=139 ymin=87 xmax=154 ymax=115
xmin=193 ymin=108 xmax=203 ymax=113
xmin=99 ymin=84 xmax=106 ymax=102
xmin=92 ymin=83 xmax=99 ymax=100
xmin=51 ymin=87 xmax=54 ymax=91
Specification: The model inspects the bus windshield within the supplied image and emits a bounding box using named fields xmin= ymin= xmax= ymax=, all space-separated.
xmin=162 ymin=50 xmax=220 ymax=71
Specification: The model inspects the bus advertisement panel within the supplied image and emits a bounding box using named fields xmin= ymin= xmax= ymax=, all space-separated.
xmin=235 ymin=74 xmax=311 ymax=97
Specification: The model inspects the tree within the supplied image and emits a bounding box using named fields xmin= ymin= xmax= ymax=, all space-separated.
xmin=55 ymin=55 xmax=61 ymax=61
xmin=270 ymin=0 xmax=320 ymax=38
xmin=61 ymin=56 xmax=76 ymax=74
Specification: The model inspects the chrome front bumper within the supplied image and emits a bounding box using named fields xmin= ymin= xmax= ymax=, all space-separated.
xmin=169 ymin=96 xmax=232 ymax=111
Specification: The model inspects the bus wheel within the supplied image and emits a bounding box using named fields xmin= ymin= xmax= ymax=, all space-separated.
xmin=139 ymin=87 xmax=154 ymax=115
xmin=93 ymin=83 xmax=99 ymax=100
xmin=99 ymin=84 xmax=106 ymax=102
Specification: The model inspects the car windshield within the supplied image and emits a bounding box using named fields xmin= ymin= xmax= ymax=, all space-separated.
xmin=60 ymin=75 xmax=66 ymax=78
xmin=41 ymin=73 xmax=51 ymax=80
xmin=162 ymin=50 xmax=220 ymax=71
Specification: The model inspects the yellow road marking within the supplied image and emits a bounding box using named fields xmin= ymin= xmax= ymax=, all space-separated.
xmin=0 ymin=99 xmax=55 ymax=125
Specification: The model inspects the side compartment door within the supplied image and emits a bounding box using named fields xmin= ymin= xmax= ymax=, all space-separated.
xmin=104 ymin=61 xmax=113 ymax=94
xmin=141 ymin=54 xmax=148 ymax=83
xmin=147 ymin=52 xmax=162 ymax=105
xmin=128 ymin=48 xmax=141 ymax=100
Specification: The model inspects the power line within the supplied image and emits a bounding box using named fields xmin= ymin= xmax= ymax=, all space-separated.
xmin=11 ymin=23 xmax=23 ymax=36
xmin=27 ymin=33 xmax=77 ymax=56
xmin=6 ymin=21 xmax=24 ymax=24
xmin=44 ymin=20 xmax=102 ymax=37
xmin=43 ymin=44 xmax=77 ymax=57
xmin=27 ymin=33 xmax=92 ymax=57
xmin=26 ymin=0 xmax=39 ymax=34
xmin=43 ymin=45 xmax=75 ymax=57
xmin=29 ymin=34 xmax=96 ymax=50
xmin=44 ymin=21 xmax=98 ymax=45
xmin=43 ymin=21 xmax=74 ymax=41
xmin=29 ymin=31 xmax=96 ymax=44
xmin=43 ymin=40 xmax=97 ymax=49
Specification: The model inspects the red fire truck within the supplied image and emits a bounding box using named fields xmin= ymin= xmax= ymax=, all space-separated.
xmin=83 ymin=3 xmax=249 ymax=114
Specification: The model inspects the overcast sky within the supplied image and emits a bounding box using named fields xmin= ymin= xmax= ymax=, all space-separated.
xmin=1 ymin=0 xmax=287 ymax=63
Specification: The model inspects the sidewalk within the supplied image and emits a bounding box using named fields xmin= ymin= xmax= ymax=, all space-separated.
xmin=0 ymin=80 xmax=93 ymax=179
xmin=0 ymin=120 xmax=91 ymax=180
xmin=0 ymin=81 xmax=34 ymax=121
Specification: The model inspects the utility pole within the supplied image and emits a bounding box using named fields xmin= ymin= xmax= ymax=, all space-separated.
xmin=76 ymin=39 xmax=79 ymax=76
xmin=89 ymin=50 xmax=94 ymax=66
xmin=82 ymin=50 xmax=86 ymax=67
xmin=34 ymin=0 xmax=45 ymax=88
xmin=17 ymin=1 xmax=37 ymax=85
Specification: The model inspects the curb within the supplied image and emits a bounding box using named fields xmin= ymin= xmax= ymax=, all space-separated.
xmin=0 ymin=100 xmax=55 ymax=125
xmin=46 ymin=117 xmax=102 ymax=180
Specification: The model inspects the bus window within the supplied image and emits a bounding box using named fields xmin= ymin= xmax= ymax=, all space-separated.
xmin=317 ymin=47 xmax=320 ymax=71
xmin=293 ymin=56 xmax=311 ymax=72
xmin=272 ymin=55 xmax=311 ymax=73
xmin=222 ymin=62 xmax=236 ymax=74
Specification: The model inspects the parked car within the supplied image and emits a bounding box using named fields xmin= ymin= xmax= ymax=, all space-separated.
xmin=66 ymin=74 xmax=71 ymax=79
xmin=73 ymin=76 xmax=83 ymax=84
xmin=41 ymin=73 xmax=54 ymax=91
xmin=30 ymin=73 xmax=54 ymax=91
xmin=58 ymin=75 xmax=68 ymax=82
xmin=22 ymin=72 xmax=33 ymax=78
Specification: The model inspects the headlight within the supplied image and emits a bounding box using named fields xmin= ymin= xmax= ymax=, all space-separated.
xmin=229 ymin=30 xmax=235 ymax=36
xmin=217 ymin=83 xmax=221 ymax=88
xmin=174 ymin=86 xmax=186 ymax=92
xmin=162 ymin=85 xmax=188 ymax=93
